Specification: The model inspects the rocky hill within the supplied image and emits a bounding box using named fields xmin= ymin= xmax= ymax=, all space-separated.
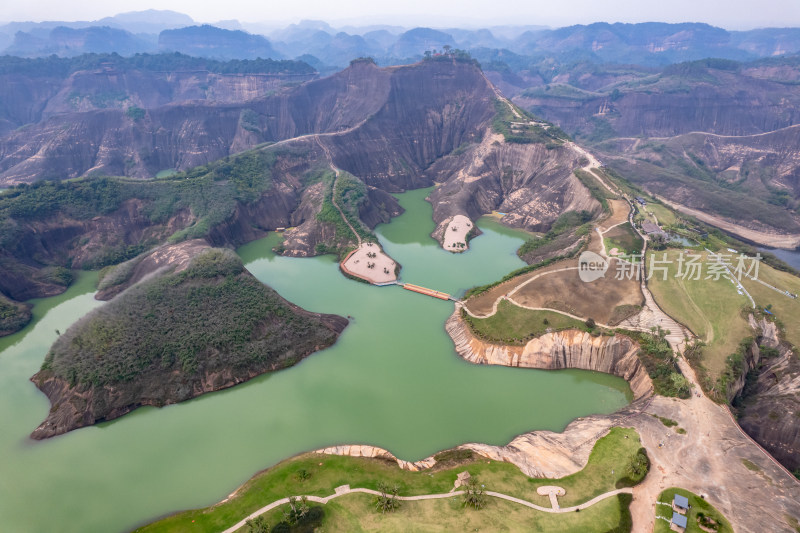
xmin=504 ymin=57 xmax=800 ymax=238
xmin=0 ymin=53 xmax=317 ymax=137
xmin=733 ymin=318 xmax=800 ymax=472
xmin=600 ymin=125 xmax=800 ymax=234
xmin=30 ymin=245 xmax=347 ymax=439
xmin=514 ymin=58 xmax=800 ymax=139
xmin=0 ymin=57 xmax=599 ymax=335
xmin=158 ymin=25 xmax=282 ymax=60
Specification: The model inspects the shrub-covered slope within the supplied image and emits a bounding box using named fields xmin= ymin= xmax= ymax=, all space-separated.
xmin=30 ymin=247 xmax=347 ymax=439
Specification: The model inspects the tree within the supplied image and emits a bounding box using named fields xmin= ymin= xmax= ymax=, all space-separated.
xmin=650 ymin=232 xmax=668 ymax=250
xmin=246 ymin=515 xmax=269 ymax=533
xmin=585 ymin=317 xmax=596 ymax=329
xmin=374 ymin=482 xmax=401 ymax=513
xmin=462 ymin=476 xmax=486 ymax=509
xmin=627 ymin=447 xmax=650 ymax=481
xmin=282 ymin=496 xmax=309 ymax=525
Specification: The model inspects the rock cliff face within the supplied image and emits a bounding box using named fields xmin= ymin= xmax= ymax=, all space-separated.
xmin=735 ymin=317 xmax=800 ymax=471
xmin=315 ymin=411 xmax=637 ymax=479
xmin=0 ymin=61 xmax=382 ymax=184
xmin=426 ymin=131 xmax=599 ymax=232
xmin=0 ymin=62 xmax=316 ymax=137
xmin=0 ymin=59 xmax=599 ymax=324
xmin=445 ymin=307 xmax=653 ymax=400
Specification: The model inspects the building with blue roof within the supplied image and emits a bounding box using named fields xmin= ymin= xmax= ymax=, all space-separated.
xmin=671 ymin=511 xmax=688 ymax=531
xmin=673 ymin=493 xmax=689 ymax=514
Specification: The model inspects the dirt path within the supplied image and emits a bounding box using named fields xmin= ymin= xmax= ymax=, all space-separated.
xmin=461 ymin=266 xmax=579 ymax=317
xmin=315 ymin=135 xmax=361 ymax=246
xmin=568 ymin=142 xmax=617 ymax=195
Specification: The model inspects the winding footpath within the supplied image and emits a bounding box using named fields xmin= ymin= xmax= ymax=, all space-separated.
xmin=219 ymin=485 xmax=633 ymax=533
xmin=315 ymin=135 xmax=362 ymax=246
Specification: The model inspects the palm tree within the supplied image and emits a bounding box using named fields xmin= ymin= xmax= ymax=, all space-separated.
xmin=462 ymin=477 xmax=486 ymax=509
xmin=283 ymin=496 xmax=309 ymax=525
xmin=374 ymin=482 xmax=401 ymax=513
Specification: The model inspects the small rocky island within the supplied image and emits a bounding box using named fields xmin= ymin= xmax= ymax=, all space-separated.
xmin=30 ymin=244 xmax=347 ymax=439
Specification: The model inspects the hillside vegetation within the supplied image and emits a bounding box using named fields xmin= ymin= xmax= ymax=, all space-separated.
xmin=43 ymin=248 xmax=340 ymax=385
xmin=31 ymin=247 xmax=346 ymax=438
xmin=0 ymin=293 xmax=31 ymax=336
xmin=137 ymin=427 xmax=642 ymax=533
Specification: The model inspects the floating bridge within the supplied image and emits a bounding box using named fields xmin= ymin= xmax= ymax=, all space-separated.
xmin=402 ymin=283 xmax=455 ymax=301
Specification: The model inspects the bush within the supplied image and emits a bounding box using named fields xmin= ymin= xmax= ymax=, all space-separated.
xmin=622 ymin=329 xmax=691 ymax=398
xmin=434 ymin=449 xmax=474 ymax=464
xmin=125 ymin=106 xmax=145 ymax=120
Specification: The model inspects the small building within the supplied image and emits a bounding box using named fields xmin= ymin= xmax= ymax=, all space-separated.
xmin=636 ymin=196 xmax=647 ymax=205
xmin=642 ymin=222 xmax=661 ymax=235
xmin=672 ymin=494 xmax=689 ymax=514
xmin=671 ymin=511 xmax=688 ymax=532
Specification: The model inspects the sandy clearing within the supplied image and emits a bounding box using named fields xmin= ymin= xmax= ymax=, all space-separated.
xmin=443 ymin=215 xmax=473 ymax=252
xmin=341 ymin=243 xmax=397 ymax=284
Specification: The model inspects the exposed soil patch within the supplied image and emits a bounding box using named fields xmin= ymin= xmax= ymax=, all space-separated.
xmin=511 ymin=259 xmax=644 ymax=324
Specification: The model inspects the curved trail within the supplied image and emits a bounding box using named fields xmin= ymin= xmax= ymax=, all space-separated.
xmin=315 ymin=135 xmax=361 ymax=246
xmin=220 ymin=485 xmax=633 ymax=533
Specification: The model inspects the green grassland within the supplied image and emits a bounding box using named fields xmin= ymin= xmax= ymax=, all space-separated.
xmin=491 ymin=99 xmax=568 ymax=145
xmin=252 ymin=491 xmax=632 ymax=533
xmin=645 ymin=249 xmax=751 ymax=379
xmin=573 ymin=169 xmax=615 ymax=212
xmin=643 ymin=203 xmax=678 ymax=227
xmin=517 ymin=210 xmax=592 ymax=259
xmin=604 ymin=222 xmax=644 ymax=256
xmin=136 ymin=427 xmax=643 ymax=533
xmin=462 ymin=300 xmax=591 ymax=345
xmin=654 ymin=488 xmax=733 ymax=533
xmin=314 ymin=170 xmax=377 ymax=258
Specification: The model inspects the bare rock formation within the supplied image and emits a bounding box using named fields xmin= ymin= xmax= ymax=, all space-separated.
xmin=445 ymin=306 xmax=653 ymax=400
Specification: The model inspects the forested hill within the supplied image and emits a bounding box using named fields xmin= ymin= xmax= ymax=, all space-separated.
xmin=30 ymin=246 xmax=348 ymax=439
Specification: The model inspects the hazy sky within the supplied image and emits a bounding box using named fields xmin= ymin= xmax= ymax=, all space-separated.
xmin=3 ymin=0 xmax=799 ymax=30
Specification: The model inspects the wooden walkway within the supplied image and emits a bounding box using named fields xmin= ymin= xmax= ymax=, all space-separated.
xmin=402 ymin=283 xmax=453 ymax=300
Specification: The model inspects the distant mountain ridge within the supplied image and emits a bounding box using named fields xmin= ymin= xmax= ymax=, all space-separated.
xmin=3 ymin=14 xmax=800 ymax=67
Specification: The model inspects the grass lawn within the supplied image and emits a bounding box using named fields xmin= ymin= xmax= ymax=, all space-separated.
xmin=317 ymin=491 xmax=632 ymax=532
xmin=739 ymin=261 xmax=800 ymax=349
xmin=646 ymin=249 xmax=751 ymax=379
xmin=604 ymin=223 xmax=643 ymax=256
xmin=462 ymin=299 xmax=590 ymax=344
xmin=644 ymin=203 xmax=678 ymax=227
xmin=654 ymin=488 xmax=733 ymax=533
xmin=136 ymin=428 xmax=643 ymax=533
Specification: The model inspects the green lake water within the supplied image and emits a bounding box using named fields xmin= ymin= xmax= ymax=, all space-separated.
xmin=0 ymin=187 xmax=630 ymax=532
